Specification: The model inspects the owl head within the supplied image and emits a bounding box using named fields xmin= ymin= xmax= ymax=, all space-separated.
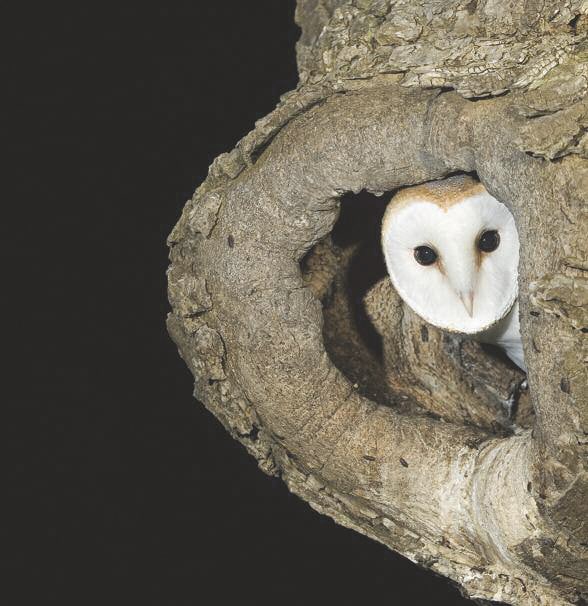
xmin=381 ymin=175 xmax=519 ymax=334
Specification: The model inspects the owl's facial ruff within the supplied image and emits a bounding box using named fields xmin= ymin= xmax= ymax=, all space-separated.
xmin=381 ymin=181 xmax=519 ymax=335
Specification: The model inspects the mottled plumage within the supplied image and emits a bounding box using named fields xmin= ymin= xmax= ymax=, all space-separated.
xmin=381 ymin=175 xmax=525 ymax=371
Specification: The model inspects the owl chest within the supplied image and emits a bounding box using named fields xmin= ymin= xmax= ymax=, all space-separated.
xmin=477 ymin=302 xmax=525 ymax=371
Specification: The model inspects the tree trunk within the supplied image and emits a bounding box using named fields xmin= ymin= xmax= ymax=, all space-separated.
xmin=167 ymin=2 xmax=587 ymax=604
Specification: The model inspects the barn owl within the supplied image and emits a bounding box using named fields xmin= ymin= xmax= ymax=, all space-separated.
xmin=381 ymin=175 xmax=526 ymax=371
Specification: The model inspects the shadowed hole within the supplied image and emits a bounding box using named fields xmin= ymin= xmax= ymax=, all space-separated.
xmin=301 ymin=190 xmax=392 ymax=405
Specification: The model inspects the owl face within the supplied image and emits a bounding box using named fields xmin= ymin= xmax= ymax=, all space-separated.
xmin=381 ymin=180 xmax=519 ymax=334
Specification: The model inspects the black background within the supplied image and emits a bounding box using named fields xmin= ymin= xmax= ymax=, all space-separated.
xmin=8 ymin=3 xmax=474 ymax=604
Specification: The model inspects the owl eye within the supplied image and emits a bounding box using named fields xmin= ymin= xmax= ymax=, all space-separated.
xmin=414 ymin=245 xmax=438 ymax=266
xmin=478 ymin=230 xmax=500 ymax=253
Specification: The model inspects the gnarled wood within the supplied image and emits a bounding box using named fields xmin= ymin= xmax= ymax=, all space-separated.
xmin=167 ymin=3 xmax=587 ymax=604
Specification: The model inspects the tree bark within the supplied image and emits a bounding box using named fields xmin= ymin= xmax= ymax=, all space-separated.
xmin=167 ymin=2 xmax=587 ymax=604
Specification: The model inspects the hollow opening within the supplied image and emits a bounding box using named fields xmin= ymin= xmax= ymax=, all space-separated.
xmin=301 ymin=178 xmax=533 ymax=431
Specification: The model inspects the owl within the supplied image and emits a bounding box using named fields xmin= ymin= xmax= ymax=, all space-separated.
xmin=381 ymin=174 xmax=525 ymax=371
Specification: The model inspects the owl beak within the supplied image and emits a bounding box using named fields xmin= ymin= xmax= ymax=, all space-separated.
xmin=458 ymin=290 xmax=475 ymax=317
xmin=443 ymin=253 xmax=478 ymax=318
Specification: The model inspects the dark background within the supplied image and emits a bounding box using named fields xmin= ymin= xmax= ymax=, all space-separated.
xmin=8 ymin=3 xmax=474 ymax=604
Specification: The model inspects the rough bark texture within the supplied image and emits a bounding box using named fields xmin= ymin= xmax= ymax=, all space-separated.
xmin=167 ymin=2 xmax=587 ymax=604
